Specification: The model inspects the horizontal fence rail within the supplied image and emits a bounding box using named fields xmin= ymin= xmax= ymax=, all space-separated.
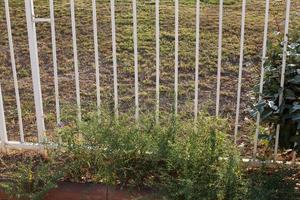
xmin=0 ymin=0 xmax=298 ymax=163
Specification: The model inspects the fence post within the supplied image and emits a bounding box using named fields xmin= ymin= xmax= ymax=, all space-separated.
xmin=194 ymin=0 xmax=200 ymax=124
xmin=216 ymin=0 xmax=223 ymax=117
xmin=0 ymin=84 xmax=8 ymax=152
xmin=25 ymin=0 xmax=45 ymax=143
xmin=253 ymin=0 xmax=270 ymax=159
xmin=234 ymin=0 xmax=247 ymax=144
xmin=4 ymin=0 xmax=24 ymax=143
xmin=155 ymin=0 xmax=160 ymax=124
xmin=110 ymin=0 xmax=119 ymax=119
xmin=174 ymin=0 xmax=179 ymax=116
xmin=132 ymin=0 xmax=139 ymax=122
xmin=70 ymin=0 xmax=82 ymax=122
xmin=92 ymin=0 xmax=101 ymax=115
xmin=274 ymin=0 xmax=291 ymax=161
xmin=49 ymin=0 xmax=61 ymax=125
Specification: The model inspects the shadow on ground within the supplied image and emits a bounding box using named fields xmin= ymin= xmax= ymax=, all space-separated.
xmin=247 ymin=166 xmax=300 ymax=200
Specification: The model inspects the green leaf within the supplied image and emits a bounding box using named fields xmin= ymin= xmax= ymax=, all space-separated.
xmin=284 ymin=113 xmax=300 ymax=121
xmin=261 ymin=110 xmax=274 ymax=121
xmin=288 ymin=75 xmax=300 ymax=85
xmin=255 ymin=100 xmax=266 ymax=113
xmin=258 ymin=134 xmax=272 ymax=141
xmin=290 ymin=104 xmax=300 ymax=113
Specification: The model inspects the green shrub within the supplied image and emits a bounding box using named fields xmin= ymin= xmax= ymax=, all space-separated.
xmin=0 ymin=159 xmax=62 ymax=200
xmin=56 ymin=110 xmax=246 ymax=199
xmin=159 ymin=115 xmax=246 ymax=199
xmin=56 ymin=111 xmax=164 ymax=187
xmin=0 ymin=110 xmax=246 ymax=199
xmin=252 ymin=32 xmax=300 ymax=150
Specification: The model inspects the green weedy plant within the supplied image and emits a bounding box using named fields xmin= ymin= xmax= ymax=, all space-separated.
xmin=57 ymin=110 xmax=169 ymax=187
xmin=56 ymin=110 xmax=246 ymax=199
xmin=160 ymin=115 xmax=246 ymax=200
xmin=0 ymin=159 xmax=62 ymax=200
xmin=252 ymin=33 xmax=300 ymax=150
xmin=0 ymin=109 xmax=246 ymax=199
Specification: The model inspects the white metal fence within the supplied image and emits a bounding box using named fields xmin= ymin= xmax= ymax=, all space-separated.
xmin=0 ymin=0 xmax=297 ymax=163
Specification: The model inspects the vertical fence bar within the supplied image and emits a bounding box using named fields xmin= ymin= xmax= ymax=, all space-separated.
xmin=155 ymin=0 xmax=160 ymax=124
xmin=234 ymin=0 xmax=247 ymax=144
xmin=4 ymin=0 xmax=24 ymax=142
xmin=274 ymin=0 xmax=291 ymax=160
xmin=194 ymin=0 xmax=200 ymax=123
xmin=292 ymin=131 xmax=298 ymax=163
xmin=0 ymin=84 xmax=8 ymax=151
xmin=25 ymin=0 xmax=45 ymax=143
xmin=92 ymin=0 xmax=101 ymax=114
xmin=70 ymin=0 xmax=81 ymax=121
xmin=216 ymin=0 xmax=223 ymax=117
xmin=50 ymin=0 xmax=60 ymax=125
xmin=132 ymin=0 xmax=139 ymax=122
xmin=253 ymin=0 xmax=270 ymax=159
xmin=110 ymin=0 xmax=119 ymax=118
xmin=174 ymin=0 xmax=179 ymax=116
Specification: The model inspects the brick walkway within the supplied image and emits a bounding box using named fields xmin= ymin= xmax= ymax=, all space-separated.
xmin=0 ymin=182 xmax=153 ymax=200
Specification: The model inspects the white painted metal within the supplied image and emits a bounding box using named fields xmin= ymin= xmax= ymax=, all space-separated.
xmin=132 ymin=0 xmax=139 ymax=122
xmin=234 ymin=0 xmax=247 ymax=144
xmin=92 ymin=0 xmax=101 ymax=114
xmin=274 ymin=0 xmax=291 ymax=160
xmin=0 ymin=84 xmax=8 ymax=151
xmin=216 ymin=0 xmax=223 ymax=117
xmin=254 ymin=0 xmax=270 ymax=158
xmin=33 ymin=18 xmax=51 ymax=23
xmin=4 ymin=141 xmax=47 ymax=150
xmin=242 ymin=158 xmax=300 ymax=166
xmin=194 ymin=0 xmax=200 ymax=123
xmin=50 ymin=0 xmax=61 ymax=125
xmin=25 ymin=0 xmax=45 ymax=143
xmin=2 ymin=139 xmax=300 ymax=165
xmin=70 ymin=0 xmax=81 ymax=121
xmin=3 ymin=137 xmax=300 ymax=165
xmin=110 ymin=0 xmax=119 ymax=118
xmin=292 ymin=131 xmax=298 ymax=163
xmin=174 ymin=0 xmax=179 ymax=116
xmin=4 ymin=0 xmax=25 ymax=143
xmin=155 ymin=0 xmax=160 ymax=124
xmin=1 ymin=0 xmax=295 ymax=164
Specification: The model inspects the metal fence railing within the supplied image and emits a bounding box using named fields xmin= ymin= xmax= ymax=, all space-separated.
xmin=0 ymin=0 xmax=297 ymax=164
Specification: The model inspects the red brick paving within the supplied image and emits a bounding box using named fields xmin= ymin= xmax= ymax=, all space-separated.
xmin=0 ymin=182 xmax=149 ymax=200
